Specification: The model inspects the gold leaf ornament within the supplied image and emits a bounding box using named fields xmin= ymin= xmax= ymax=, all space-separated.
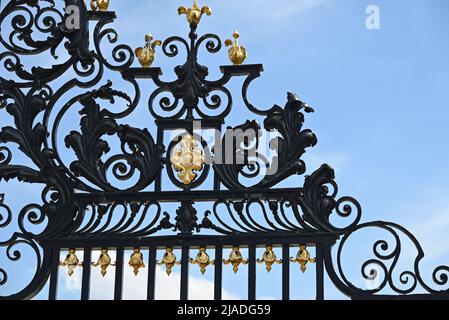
xmin=92 ymin=248 xmax=116 ymax=277
xmin=135 ymin=33 xmax=162 ymax=68
xmin=90 ymin=0 xmax=110 ymax=11
xmin=223 ymin=246 xmax=248 ymax=273
xmin=60 ymin=248 xmax=82 ymax=277
xmin=290 ymin=244 xmax=316 ymax=273
xmin=190 ymin=247 xmax=214 ymax=275
xmin=170 ymin=134 xmax=205 ymax=185
xmin=178 ymin=0 xmax=212 ymax=25
xmin=257 ymin=245 xmax=282 ymax=272
xmin=225 ymin=30 xmax=247 ymax=65
xmin=157 ymin=247 xmax=181 ymax=276
xmin=128 ymin=248 xmax=145 ymax=276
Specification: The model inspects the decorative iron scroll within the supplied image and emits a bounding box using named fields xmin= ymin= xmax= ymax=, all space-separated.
xmin=0 ymin=0 xmax=448 ymax=300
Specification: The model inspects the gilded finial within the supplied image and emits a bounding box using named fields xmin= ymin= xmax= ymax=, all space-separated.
xmin=190 ymin=247 xmax=214 ymax=275
xmin=178 ymin=0 xmax=212 ymax=26
xmin=157 ymin=247 xmax=181 ymax=276
xmin=223 ymin=246 xmax=248 ymax=274
xmin=257 ymin=245 xmax=282 ymax=272
xmin=225 ymin=30 xmax=247 ymax=65
xmin=135 ymin=33 xmax=162 ymax=68
xmin=290 ymin=244 xmax=316 ymax=273
xmin=60 ymin=248 xmax=82 ymax=277
xmin=128 ymin=248 xmax=145 ymax=276
xmin=92 ymin=248 xmax=116 ymax=277
xmin=170 ymin=134 xmax=205 ymax=185
xmin=90 ymin=0 xmax=110 ymax=11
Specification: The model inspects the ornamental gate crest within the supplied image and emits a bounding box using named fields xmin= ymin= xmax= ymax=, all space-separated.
xmin=0 ymin=0 xmax=448 ymax=300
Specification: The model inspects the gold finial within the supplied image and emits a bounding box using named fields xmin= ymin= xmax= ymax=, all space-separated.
xmin=178 ymin=0 xmax=212 ymax=26
xmin=60 ymin=248 xmax=82 ymax=277
xmin=157 ymin=247 xmax=181 ymax=276
xmin=223 ymin=246 xmax=248 ymax=274
xmin=257 ymin=245 xmax=282 ymax=272
xmin=225 ymin=30 xmax=247 ymax=65
xmin=290 ymin=244 xmax=316 ymax=273
xmin=170 ymin=134 xmax=205 ymax=185
xmin=128 ymin=248 xmax=145 ymax=276
xmin=90 ymin=0 xmax=110 ymax=11
xmin=92 ymin=248 xmax=116 ymax=277
xmin=135 ymin=33 xmax=162 ymax=68
xmin=189 ymin=247 xmax=214 ymax=275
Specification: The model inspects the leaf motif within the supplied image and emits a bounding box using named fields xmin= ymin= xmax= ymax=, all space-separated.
xmin=0 ymin=80 xmax=48 ymax=165
xmin=64 ymin=93 xmax=118 ymax=191
xmin=117 ymin=125 xmax=165 ymax=191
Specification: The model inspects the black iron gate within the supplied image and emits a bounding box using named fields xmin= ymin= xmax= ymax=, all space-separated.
xmin=0 ymin=0 xmax=448 ymax=300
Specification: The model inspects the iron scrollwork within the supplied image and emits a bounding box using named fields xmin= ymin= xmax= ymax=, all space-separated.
xmin=0 ymin=0 xmax=448 ymax=300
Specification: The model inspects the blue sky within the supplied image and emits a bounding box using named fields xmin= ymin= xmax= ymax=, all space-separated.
xmin=1 ymin=0 xmax=449 ymax=300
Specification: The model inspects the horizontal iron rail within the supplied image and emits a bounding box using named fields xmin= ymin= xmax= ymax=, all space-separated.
xmin=41 ymin=233 xmax=338 ymax=249
xmin=73 ymin=188 xmax=304 ymax=204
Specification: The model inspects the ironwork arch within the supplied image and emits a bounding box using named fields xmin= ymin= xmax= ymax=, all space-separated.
xmin=0 ymin=0 xmax=448 ymax=300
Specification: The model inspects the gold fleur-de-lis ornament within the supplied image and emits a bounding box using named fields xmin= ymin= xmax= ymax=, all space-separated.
xmin=225 ymin=31 xmax=247 ymax=65
xmin=190 ymin=247 xmax=214 ymax=275
xmin=92 ymin=248 xmax=116 ymax=277
xmin=223 ymin=246 xmax=248 ymax=274
xmin=170 ymin=134 xmax=205 ymax=185
xmin=60 ymin=248 xmax=82 ymax=277
xmin=128 ymin=248 xmax=145 ymax=276
xmin=157 ymin=247 xmax=181 ymax=276
xmin=135 ymin=34 xmax=162 ymax=68
xmin=90 ymin=0 xmax=110 ymax=11
xmin=178 ymin=0 xmax=212 ymax=26
xmin=257 ymin=245 xmax=282 ymax=272
xmin=290 ymin=244 xmax=316 ymax=273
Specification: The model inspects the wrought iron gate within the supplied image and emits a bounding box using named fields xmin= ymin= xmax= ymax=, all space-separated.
xmin=0 ymin=0 xmax=448 ymax=300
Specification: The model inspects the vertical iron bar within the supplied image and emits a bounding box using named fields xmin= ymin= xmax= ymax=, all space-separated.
xmin=180 ymin=246 xmax=189 ymax=300
xmin=114 ymin=248 xmax=124 ymax=300
xmin=316 ymin=243 xmax=324 ymax=300
xmin=214 ymin=245 xmax=223 ymax=300
xmin=155 ymin=126 xmax=163 ymax=192
xmin=48 ymin=248 xmax=60 ymax=300
xmin=147 ymin=246 xmax=157 ymax=300
xmin=282 ymin=244 xmax=290 ymax=300
xmin=248 ymin=245 xmax=256 ymax=300
xmin=81 ymin=248 xmax=91 ymax=300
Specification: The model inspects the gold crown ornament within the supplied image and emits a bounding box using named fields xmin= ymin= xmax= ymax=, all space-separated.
xmin=178 ymin=0 xmax=212 ymax=26
xmin=135 ymin=33 xmax=162 ymax=68
xmin=225 ymin=30 xmax=247 ymax=65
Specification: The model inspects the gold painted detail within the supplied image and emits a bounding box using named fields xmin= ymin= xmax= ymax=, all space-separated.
xmin=257 ymin=245 xmax=282 ymax=272
xmin=190 ymin=247 xmax=214 ymax=275
xmin=157 ymin=247 xmax=181 ymax=276
xmin=170 ymin=134 xmax=205 ymax=185
xmin=92 ymin=248 xmax=116 ymax=277
xmin=60 ymin=249 xmax=82 ymax=277
xmin=90 ymin=0 xmax=109 ymax=11
xmin=223 ymin=246 xmax=248 ymax=274
xmin=178 ymin=0 xmax=212 ymax=26
xmin=135 ymin=34 xmax=162 ymax=68
xmin=225 ymin=31 xmax=247 ymax=65
xmin=129 ymin=247 xmax=145 ymax=276
xmin=290 ymin=244 xmax=316 ymax=273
